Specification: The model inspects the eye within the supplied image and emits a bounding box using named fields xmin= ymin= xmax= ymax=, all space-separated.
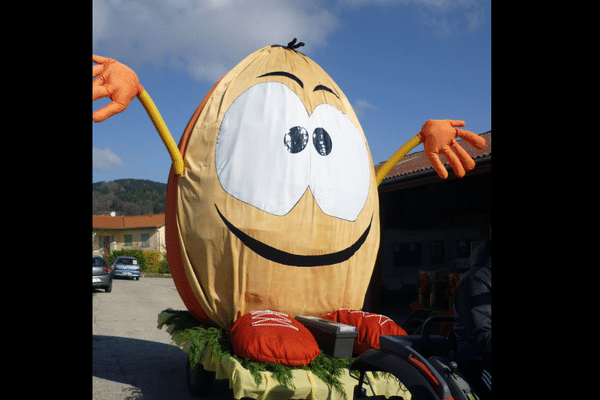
xmin=215 ymin=81 xmax=371 ymax=222
xmin=312 ymin=128 xmax=332 ymax=156
xmin=215 ymin=82 xmax=310 ymax=216
xmin=284 ymin=126 xmax=309 ymax=154
xmin=307 ymin=104 xmax=371 ymax=221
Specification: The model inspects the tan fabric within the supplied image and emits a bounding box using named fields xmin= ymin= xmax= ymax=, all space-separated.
xmin=175 ymin=45 xmax=380 ymax=330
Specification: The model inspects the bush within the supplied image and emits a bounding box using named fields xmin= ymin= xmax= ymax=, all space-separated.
xmin=144 ymin=251 xmax=164 ymax=273
xmin=158 ymin=258 xmax=170 ymax=274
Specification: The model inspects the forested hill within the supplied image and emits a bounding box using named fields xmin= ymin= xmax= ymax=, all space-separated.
xmin=92 ymin=179 xmax=167 ymax=216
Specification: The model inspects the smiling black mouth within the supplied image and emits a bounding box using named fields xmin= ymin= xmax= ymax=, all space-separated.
xmin=215 ymin=205 xmax=372 ymax=267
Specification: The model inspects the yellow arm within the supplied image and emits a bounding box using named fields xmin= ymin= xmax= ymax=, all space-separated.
xmin=137 ymin=90 xmax=185 ymax=175
xmin=375 ymin=135 xmax=422 ymax=186
xmin=138 ymin=86 xmax=420 ymax=181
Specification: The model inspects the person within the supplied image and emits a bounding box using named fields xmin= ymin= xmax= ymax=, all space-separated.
xmin=453 ymin=238 xmax=492 ymax=399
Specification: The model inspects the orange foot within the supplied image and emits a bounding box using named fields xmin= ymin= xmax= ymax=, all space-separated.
xmin=230 ymin=310 xmax=320 ymax=366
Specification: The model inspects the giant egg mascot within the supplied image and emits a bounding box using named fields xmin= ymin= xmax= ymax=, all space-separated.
xmin=93 ymin=39 xmax=486 ymax=366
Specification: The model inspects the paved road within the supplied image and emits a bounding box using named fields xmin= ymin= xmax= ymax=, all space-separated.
xmin=92 ymin=277 xmax=235 ymax=399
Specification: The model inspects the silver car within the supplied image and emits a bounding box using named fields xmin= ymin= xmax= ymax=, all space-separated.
xmin=93 ymin=255 xmax=113 ymax=292
xmin=113 ymin=256 xmax=141 ymax=280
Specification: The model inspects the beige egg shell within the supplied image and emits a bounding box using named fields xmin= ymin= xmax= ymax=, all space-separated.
xmin=169 ymin=45 xmax=380 ymax=330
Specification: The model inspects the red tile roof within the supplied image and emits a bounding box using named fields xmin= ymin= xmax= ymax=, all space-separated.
xmin=93 ymin=214 xmax=165 ymax=230
xmin=374 ymin=131 xmax=491 ymax=183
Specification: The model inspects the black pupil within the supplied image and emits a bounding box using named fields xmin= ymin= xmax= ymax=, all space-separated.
xmin=284 ymin=126 xmax=308 ymax=154
xmin=312 ymin=128 xmax=332 ymax=156
xmin=284 ymin=127 xmax=332 ymax=156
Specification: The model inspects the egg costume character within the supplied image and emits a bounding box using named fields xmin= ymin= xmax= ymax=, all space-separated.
xmin=93 ymin=39 xmax=486 ymax=367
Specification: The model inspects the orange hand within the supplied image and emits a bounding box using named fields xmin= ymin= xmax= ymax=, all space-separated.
xmin=92 ymin=55 xmax=144 ymax=122
xmin=417 ymin=120 xmax=486 ymax=179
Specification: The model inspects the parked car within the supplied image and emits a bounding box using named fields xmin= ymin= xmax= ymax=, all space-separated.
xmin=113 ymin=256 xmax=141 ymax=280
xmin=93 ymin=255 xmax=113 ymax=292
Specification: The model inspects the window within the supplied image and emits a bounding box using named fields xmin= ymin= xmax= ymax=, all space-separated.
xmin=124 ymin=234 xmax=133 ymax=247
xmin=457 ymin=240 xmax=472 ymax=258
xmin=393 ymin=243 xmax=422 ymax=267
xmin=141 ymin=233 xmax=150 ymax=248
xmin=93 ymin=256 xmax=107 ymax=266
xmin=430 ymin=241 xmax=444 ymax=264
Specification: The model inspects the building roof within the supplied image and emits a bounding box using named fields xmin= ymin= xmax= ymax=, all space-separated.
xmin=374 ymin=131 xmax=491 ymax=185
xmin=93 ymin=213 xmax=165 ymax=230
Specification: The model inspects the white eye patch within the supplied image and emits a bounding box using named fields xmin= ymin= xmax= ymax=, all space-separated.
xmin=215 ymin=82 xmax=370 ymax=221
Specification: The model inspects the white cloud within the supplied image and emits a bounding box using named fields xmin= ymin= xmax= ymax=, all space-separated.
xmin=93 ymin=0 xmax=340 ymax=83
xmin=414 ymin=0 xmax=487 ymax=38
xmin=353 ymin=99 xmax=376 ymax=117
xmin=338 ymin=0 xmax=487 ymax=38
xmin=420 ymin=13 xmax=454 ymax=38
xmin=338 ymin=0 xmax=410 ymax=6
xmin=93 ymin=0 xmax=487 ymax=83
xmin=338 ymin=0 xmax=478 ymax=9
xmin=93 ymin=147 xmax=125 ymax=171
xmin=464 ymin=7 xmax=485 ymax=32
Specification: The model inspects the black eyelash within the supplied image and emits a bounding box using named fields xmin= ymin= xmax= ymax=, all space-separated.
xmin=257 ymin=71 xmax=303 ymax=88
xmin=313 ymin=84 xmax=339 ymax=99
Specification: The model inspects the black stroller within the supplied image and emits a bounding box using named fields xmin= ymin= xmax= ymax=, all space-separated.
xmin=351 ymin=315 xmax=486 ymax=400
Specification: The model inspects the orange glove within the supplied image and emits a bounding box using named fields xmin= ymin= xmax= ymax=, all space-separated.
xmin=417 ymin=120 xmax=486 ymax=179
xmin=92 ymin=55 xmax=144 ymax=122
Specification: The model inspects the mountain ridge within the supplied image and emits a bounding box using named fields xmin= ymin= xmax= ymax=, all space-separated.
xmin=92 ymin=178 xmax=167 ymax=216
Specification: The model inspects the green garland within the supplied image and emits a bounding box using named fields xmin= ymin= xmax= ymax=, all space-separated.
xmin=157 ymin=309 xmax=364 ymax=399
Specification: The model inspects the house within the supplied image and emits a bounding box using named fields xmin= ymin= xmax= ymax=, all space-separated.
xmin=364 ymin=131 xmax=491 ymax=311
xmin=92 ymin=213 xmax=166 ymax=255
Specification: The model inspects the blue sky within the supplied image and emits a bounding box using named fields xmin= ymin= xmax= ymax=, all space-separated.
xmin=93 ymin=0 xmax=491 ymax=184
